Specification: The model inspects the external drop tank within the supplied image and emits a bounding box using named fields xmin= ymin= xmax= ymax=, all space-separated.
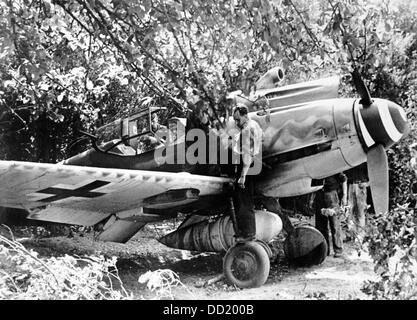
xmin=159 ymin=210 xmax=282 ymax=253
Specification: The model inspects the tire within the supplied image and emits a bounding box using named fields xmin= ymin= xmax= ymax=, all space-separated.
xmin=223 ymin=241 xmax=270 ymax=288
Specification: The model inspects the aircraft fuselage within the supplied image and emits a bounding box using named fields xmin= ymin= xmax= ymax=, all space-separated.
xmin=62 ymin=96 xmax=407 ymax=199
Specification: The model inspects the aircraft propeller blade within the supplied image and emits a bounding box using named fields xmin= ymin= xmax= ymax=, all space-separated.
xmin=366 ymin=144 xmax=389 ymax=215
xmin=352 ymin=69 xmax=373 ymax=107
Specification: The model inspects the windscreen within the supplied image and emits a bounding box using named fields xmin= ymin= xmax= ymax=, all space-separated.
xmin=94 ymin=108 xmax=168 ymax=153
xmin=95 ymin=119 xmax=122 ymax=146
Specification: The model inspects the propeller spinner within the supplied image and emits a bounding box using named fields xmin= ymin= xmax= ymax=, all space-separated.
xmin=352 ymin=69 xmax=409 ymax=214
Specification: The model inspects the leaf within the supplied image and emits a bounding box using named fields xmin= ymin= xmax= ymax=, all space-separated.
xmin=57 ymin=92 xmax=65 ymax=102
xmin=39 ymin=83 xmax=49 ymax=91
xmin=86 ymin=80 xmax=94 ymax=90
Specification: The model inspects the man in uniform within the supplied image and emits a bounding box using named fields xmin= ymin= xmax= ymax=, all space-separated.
xmin=315 ymin=172 xmax=347 ymax=258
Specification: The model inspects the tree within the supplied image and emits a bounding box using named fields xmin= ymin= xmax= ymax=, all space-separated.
xmin=1 ymin=0 xmax=417 ymax=299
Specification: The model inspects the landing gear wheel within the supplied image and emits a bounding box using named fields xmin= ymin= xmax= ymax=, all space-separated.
xmin=284 ymin=225 xmax=327 ymax=267
xmin=223 ymin=241 xmax=270 ymax=288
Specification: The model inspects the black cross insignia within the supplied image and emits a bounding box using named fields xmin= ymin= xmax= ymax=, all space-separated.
xmin=37 ymin=180 xmax=110 ymax=203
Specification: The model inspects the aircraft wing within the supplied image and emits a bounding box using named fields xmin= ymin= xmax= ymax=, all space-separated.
xmin=0 ymin=160 xmax=232 ymax=226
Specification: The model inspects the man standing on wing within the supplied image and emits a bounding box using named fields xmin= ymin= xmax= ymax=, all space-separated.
xmin=231 ymin=103 xmax=263 ymax=242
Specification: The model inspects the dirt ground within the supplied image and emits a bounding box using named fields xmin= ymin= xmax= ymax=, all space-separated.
xmin=18 ymin=220 xmax=379 ymax=300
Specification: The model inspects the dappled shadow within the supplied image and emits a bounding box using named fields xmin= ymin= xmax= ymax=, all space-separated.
xmin=116 ymin=252 xmax=223 ymax=276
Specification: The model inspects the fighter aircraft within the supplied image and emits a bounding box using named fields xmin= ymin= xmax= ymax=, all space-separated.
xmin=0 ymin=67 xmax=409 ymax=288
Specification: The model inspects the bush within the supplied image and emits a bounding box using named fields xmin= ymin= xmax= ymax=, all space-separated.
xmin=362 ymin=206 xmax=417 ymax=300
xmin=0 ymin=234 xmax=132 ymax=300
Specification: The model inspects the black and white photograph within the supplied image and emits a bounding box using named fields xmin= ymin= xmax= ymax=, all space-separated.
xmin=0 ymin=0 xmax=416 ymax=306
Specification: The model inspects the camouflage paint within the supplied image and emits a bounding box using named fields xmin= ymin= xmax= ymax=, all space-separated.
xmin=253 ymin=99 xmax=360 ymax=197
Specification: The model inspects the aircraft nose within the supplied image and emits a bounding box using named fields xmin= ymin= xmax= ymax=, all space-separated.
xmin=356 ymin=98 xmax=409 ymax=149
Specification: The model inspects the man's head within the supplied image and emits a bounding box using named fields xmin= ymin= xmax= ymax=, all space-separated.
xmin=233 ymin=104 xmax=249 ymax=129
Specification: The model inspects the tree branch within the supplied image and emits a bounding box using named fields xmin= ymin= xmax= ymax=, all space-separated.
xmin=287 ymin=0 xmax=322 ymax=50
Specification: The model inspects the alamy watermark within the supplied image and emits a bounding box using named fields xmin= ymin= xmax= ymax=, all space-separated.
xmin=149 ymin=123 xmax=262 ymax=175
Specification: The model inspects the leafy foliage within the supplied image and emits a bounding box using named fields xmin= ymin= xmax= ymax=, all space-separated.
xmin=138 ymin=269 xmax=191 ymax=300
xmin=1 ymin=0 xmax=416 ymax=162
xmin=362 ymin=206 xmax=417 ymax=300
xmin=0 ymin=234 xmax=132 ymax=299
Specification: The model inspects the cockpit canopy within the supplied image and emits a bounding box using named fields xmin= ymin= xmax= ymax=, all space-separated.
xmin=94 ymin=107 xmax=186 ymax=155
